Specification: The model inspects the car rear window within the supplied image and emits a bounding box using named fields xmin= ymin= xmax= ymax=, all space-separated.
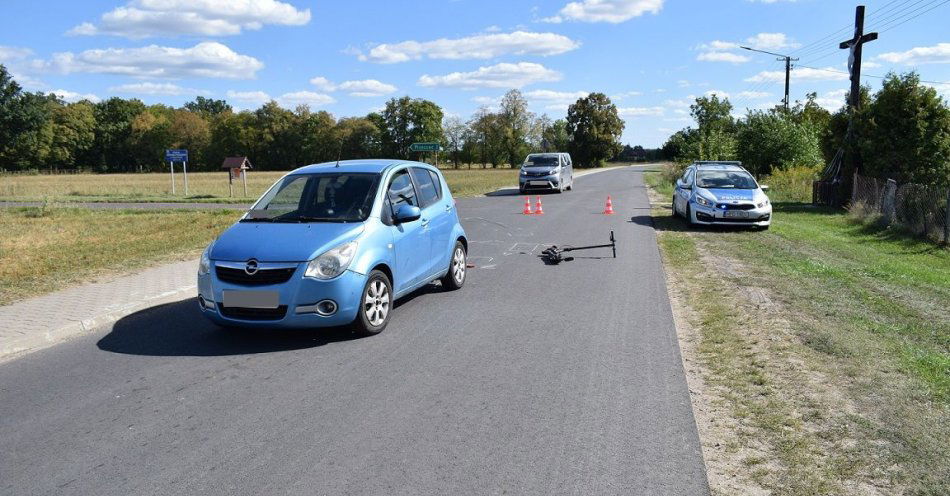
xmin=410 ymin=167 xmax=440 ymax=208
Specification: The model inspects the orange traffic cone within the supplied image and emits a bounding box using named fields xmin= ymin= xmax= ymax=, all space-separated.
xmin=523 ymin=197 xmax=534 ymax=215
xmin=534 ymin=196 xmax=544 ymax=215
xmin=603 ymin=195 xmax=615 ymax=215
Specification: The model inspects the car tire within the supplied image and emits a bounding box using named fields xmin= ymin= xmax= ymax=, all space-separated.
xmin=671 ymin=199 xmax=679 ymax=217
xmin=440 ymin=241 xmax=467 ymax=291
xmin=685 ymin=205 xmax=695 ymax=228
xmin=353 ymin=270 xmax=393 ymax=336
xmin=567 ymin=179 xmax=573 ymax=191
xmin=756 ymin=225 xmax=770 ymax=231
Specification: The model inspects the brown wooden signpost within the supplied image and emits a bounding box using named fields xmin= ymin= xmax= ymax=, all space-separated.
xmin=221 ymin=156 xmax=252 ymax=197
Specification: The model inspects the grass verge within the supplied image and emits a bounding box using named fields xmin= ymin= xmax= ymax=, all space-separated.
xmin=645 ymin=171 xmax=949 ymax=495
xmin=0 ymin=207 xmax=238 ymax=305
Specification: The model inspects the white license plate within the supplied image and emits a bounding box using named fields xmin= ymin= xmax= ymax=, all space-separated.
xmin=724 ymin=210 xmax=748 ymax=218
xmin=222 ymin=290 xmax=279 ymax=308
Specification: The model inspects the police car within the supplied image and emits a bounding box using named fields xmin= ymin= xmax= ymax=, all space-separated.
xmin=672 ymin=161 xmax=771 ymax=229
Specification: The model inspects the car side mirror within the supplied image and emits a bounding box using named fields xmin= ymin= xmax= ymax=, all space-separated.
xmin=677 ymin=179 xmax=691 ymax=190
xmin=393 ymin=204 xmax=421 ymax=224
xmin=760 ymin=184 xmax=770 ymax=191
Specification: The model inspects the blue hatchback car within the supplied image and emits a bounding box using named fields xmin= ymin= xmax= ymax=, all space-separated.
xmin=197 ymin=160 xmax=467 ymax=335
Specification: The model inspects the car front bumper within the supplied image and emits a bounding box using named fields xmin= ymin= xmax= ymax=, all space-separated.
xmin=690 ymin=202 xmax=772 ymax=226
xmin=197 ymin=263 xmax=365 ymax=328
xmin=520 ymin=174 xmax=560 ymax=190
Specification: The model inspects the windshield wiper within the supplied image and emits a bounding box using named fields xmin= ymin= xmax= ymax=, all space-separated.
xmin=282 ymin=216 xmax=349 ymax=223
xmin=240 ymin=217 xmax=276 ymax=222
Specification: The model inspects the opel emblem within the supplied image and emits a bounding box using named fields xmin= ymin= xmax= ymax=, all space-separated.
xmin=244 ymin=259 xmax=259 ymax=275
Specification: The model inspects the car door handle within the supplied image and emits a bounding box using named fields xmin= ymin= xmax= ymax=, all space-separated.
xmin=444 ymin=204 xmax=452 ymax=212
xmin=421 ymin=218 xmax=430 ymax=227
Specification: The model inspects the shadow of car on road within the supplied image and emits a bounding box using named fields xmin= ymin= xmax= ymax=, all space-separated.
xmin=97 ymin=283 xmax=449 ymax=357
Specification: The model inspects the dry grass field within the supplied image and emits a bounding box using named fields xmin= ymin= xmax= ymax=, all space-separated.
xmin=0 ymin=168 xmax=521 ymax=203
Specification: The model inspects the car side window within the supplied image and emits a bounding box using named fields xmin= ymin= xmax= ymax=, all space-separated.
xmin=685 ymin=169 xmax=695 ymax=186
xmin=409 ymin=167 xmax=440 ymax=208
xmin=427 ymin=170 xmax=443 ymax=201
xmin=387 ymin=169 xmax=417 ymax=209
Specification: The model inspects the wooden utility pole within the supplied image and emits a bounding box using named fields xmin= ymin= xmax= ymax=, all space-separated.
xmin=740 ymin=46 xmax=798 ymax=110
xmin=839 ymin=5 xmax=878 ymax=111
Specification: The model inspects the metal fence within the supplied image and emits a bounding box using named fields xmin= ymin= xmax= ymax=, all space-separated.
xmin=851 ymin=173 xmax=950 ymax=244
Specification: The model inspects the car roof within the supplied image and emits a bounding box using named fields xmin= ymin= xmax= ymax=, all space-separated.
xmin=693 ymin=161 xmax=745 ymax=171
xmin=289 ymin=159 xmax=428 ymax=175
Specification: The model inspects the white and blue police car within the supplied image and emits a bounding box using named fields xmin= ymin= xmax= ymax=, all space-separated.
xmin=672 ymin=161 xmax=772 ymax=230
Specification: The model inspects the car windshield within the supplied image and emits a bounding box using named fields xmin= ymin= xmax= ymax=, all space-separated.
xmin=243 ymin=173 xmax=380 ymax=223
xmin=524 ymin=155 xmax=558 ymax=167
xmin=696 ymin=170 xmax=757 ymax=189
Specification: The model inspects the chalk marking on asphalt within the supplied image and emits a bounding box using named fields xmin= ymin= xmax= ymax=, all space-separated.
xmin=461 ymin=217 xmax=514 ymax=236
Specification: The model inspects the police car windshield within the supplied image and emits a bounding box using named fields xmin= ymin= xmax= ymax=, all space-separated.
xmin=696 ymin=170 xmax=757 ymax=189
xmin=244 ymin=173 xmax=380 ymax=223
xmin=524 ymin=156 xmax=558 ymax=167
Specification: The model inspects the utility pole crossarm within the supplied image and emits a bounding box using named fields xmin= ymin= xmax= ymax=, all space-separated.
xmin=740 ymin=46 xmax=798 ymax=110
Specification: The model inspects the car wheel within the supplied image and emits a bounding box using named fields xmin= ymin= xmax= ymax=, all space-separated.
xmin=671 ymin=199 xmax=679 ymax=217
xmin=440 ymin=241 xmax=467 ymax=290
xmin=567 ymin=179 xmax=573 ymax=191
xmin=353 ymin=270 xmax=392 ymax=336
xmin=685 ymin=204 xmax=695 ymax=228
xmin=756 ymin=225 xmax=770 ymax=231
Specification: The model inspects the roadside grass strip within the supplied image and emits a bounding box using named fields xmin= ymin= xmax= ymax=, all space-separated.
xmin=646 ymin=171 xmax=949 ymax=495
xmin=0 ymin=207 xmax=237 ymax=305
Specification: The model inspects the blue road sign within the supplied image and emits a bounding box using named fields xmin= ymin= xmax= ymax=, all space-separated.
xmin=165 ymin=149 xmax=188 ymax=162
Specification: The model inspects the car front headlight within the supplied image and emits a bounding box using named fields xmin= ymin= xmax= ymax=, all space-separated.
xmin=694 ymin=195 xmax=715 ymax=207
xmin=757 ymin=199 xmax=770 ymax=208
xmin=520 ymin=169 xmax=527 ymax=176
xmin=305 ymin=241 xmax=358 ymax=280
xmin=198 ymin=246 xmax=211 ymax=276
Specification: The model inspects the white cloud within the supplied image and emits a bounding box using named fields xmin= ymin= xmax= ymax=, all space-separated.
xmin=225 ymin=89 xmax=335 ymax=109
xmin=744 ymin=32 xmax=800 ymax=50
xmin=524 ymin=89 xmax=589 ymax=111
xmin=618 ymin=106 xmax=665 ymax=117
xmin=68 ymin=0 xmax=311 ymax=39
xmin=418 ymin=62 xmax=562 ymax=89
xmin=50 ymin=89 xmax=100 ymax=103
xmin=471 ymin=95 xmax=501 ymax=106
xmin=812 ymin=89 xmax=849 ymax=111
xmin=358 ymin=31 xmax=579 ymax=63
xmin=47 ymin=42 xmax=263 ymax=79
xmin=543 ymin=0 xmax=664 ymax=24
xmin=697 ymin=33 xmax=796 ymax=64
xmin=309 ymin=76 xmax=335 ymax=91
xmin=745 ymin=66 xmax=847 ymax=83
xmin=0 ymin=45 xmax=33 ymax=61
xmin=109 ymin=82 xmax=207 ymax=95
xmin=704 ymin=90 xmax=730 ymax=98
xmin=697 ymin=51 xmax=750 ymax=63
xmin=877 ymin=43 xmax=950 ymax=65
xmin=737 ymin=90 xmax=771 ymax=99
xmin=277 ymin=90 xmax=335 ymax=108
xmin=226 ymin=90 xmax=271 ymax=106
xmin=308 ymin=76 xmax=397 ymax=97
xmin=611 ymin=90 xmax=643 ymax=100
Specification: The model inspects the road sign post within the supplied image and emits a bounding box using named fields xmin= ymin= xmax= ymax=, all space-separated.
xmin=409 ymin=143 xmax=442 ymax=166
xmin=165 ymin=149 xmax=189 ymax=196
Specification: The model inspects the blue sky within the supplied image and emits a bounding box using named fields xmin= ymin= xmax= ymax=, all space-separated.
xmin=1 ymin=0 xmax=948 ymax=147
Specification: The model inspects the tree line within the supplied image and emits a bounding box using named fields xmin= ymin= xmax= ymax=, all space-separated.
xmin=0 ymin=65 xmax=627 ymax=173
xmin=661 ymin=71 xmax=950 ymax=187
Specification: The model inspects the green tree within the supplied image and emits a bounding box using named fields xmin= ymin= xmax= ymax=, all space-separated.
xmin=130 ymin=106 xmax=172 ymax=171
xmin=860 ymin=72 xmax=950 ymax=186
xmin=542 ymin=119 xmax=570 ymax=153
xmin=379 ymin=96 xmax=444 ymax=159
xmin=91 ymin=97 xmax=146 ymax=172
xmin=499 ymin=89 xmax=534 ymax=166
xmin=690 ymin=94 xmax=737 ymax=161
xmin=737 ymin=109 xmax=823 ymax=177
xmin=0 ymin=66 xmax=52 ymax=170
xmin=566 ymin=92 xmax=624 ymax=167
xmin=183 ymin=96 xmax=232 ymax=117
xmin=169 ymin=109 xmax=211 ymax=170
xmin=443 ymin=115 xmax=467 ymax=168
xmin=48 ymin=101 xmax=96 ymax=170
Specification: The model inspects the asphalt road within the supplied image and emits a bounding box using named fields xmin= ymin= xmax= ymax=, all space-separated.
xmin=0 ymin=167 xmax=709 ymax=495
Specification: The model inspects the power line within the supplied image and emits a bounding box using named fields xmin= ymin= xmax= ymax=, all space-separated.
xmin=796 ymin=65 xmax=950 ymax=85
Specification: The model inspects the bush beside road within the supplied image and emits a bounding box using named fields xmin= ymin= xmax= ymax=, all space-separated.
xmin=645 ymin=171 xmax=949 ymax=495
